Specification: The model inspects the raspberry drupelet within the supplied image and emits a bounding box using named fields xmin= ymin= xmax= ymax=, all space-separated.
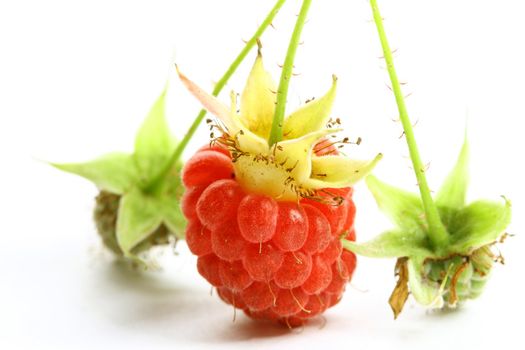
xmin=178 ymin=51 xmax=381 ymax=326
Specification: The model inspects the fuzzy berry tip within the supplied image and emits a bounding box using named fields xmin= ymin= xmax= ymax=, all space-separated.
xmin=52 ymin=86 xmax=187 ymax=261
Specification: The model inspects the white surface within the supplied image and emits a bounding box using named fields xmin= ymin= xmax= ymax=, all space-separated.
xmin=1 ymin=0 xmax=524 ymax=349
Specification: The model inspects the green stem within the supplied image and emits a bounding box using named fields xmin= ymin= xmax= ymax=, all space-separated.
xmin=145 ymin=0 xmax=288 ymax=193
xmin=370 ymin=0 xmax=449 ymax=250
xmin=268 ymin=0 xmax=312 ymax=146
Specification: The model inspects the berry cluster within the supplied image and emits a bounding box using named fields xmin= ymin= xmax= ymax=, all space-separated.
xmin=181 ymin=144 xmax=357 ymax=326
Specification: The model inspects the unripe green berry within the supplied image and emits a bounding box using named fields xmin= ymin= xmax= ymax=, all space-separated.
xmin=93 ymin=191 xmax=172 ymax=256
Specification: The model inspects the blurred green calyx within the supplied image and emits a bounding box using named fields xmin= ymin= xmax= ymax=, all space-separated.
xmin=344 ymin=136 xmax=511 ymax=317
xmin=52 ymin=87 xmax=186 ymax=260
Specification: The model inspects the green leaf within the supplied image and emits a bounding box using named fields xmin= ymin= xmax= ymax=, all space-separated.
xmin=449 ymin=198 xmax=511 ymax=254
xmin=51 ymin=152 xmax=138 ymax=194
xmin=162 ymin=202 xmax=186 ymax=239
xmin=134 ymin=87 xmax=177 ymax=184
xmin=366 ymin=175 xmax=427 ymax=233
xmin=116 ymin=188 xmax=164 ymax=256
xmin=342 ymin=229 xmax=433 ymax=258
xmin=159 ymin=172 xmax=187 ymax=239
xmin=282 ymin=75 xmax=337 ymax=139
xmin=435 ymin=136 xmax=469 ymax=224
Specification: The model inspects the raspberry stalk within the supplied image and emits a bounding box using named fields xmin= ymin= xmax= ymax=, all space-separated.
xmin=369 ymin=0 xmax=448 ymax=251
xmin=268 ymin=0 xmax=312 ymax=146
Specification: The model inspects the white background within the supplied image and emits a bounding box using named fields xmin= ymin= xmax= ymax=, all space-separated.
xmin=1 ymin=0 xmax=524 ymax=349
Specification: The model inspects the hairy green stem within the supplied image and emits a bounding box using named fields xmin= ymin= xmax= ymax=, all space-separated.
xmin=268 ymin=0 xmax=312 ymax=146
xmin=370 ymin=0 xmax=449 ymax=250
xmin=145 ymin=0 xmax=288 ymax=193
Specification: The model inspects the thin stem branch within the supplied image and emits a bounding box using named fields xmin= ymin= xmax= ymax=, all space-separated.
xmin=145 ymin=0 xmax=288 ymax=193
xmin=370 ymin=0 xmax=448 ymax=250
xmin=268 ymin=0 xmax=312 ymax=146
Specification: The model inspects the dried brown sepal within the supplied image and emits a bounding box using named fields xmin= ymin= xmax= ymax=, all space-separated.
xmin=447 ymin=260 xmax=469 ymax=307
xmin=388 ymin=257 xmax=410 ymax=319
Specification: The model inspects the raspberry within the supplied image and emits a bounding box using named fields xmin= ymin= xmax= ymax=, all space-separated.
xmin=238 ymin=194 xmax=278 ymax=243
xmin=211 ymin=220 xmax=247 ymax=262
xmin=244 ymin=308 xmax=280 ymax=322
xmin=271 ymin=202 xmax=308 ymax=252
xmin=217 ymin=287 xmax=246 ymax=310
xmin=301 ymin=188 xmax=352 ymax=236
xmin=301 ymin=205 xmax=331 ymax=254
xmin=343 ymin=198 xmax=356 ymax=233
xmin=280 ymin=316 xmax=307 ymax=328
xmin=341 ymin=250 xmax=357 ymax=278
xmin=218 ymin=260 xmax=253 ymax=291
xmin=181 ymin=185 xmax=206 ymax=221
xmin=325 ymin=254 xmax=355 ymax=295
xmin=241 ymin=281 xmax=276 ymax=311
xmin=185 ymin=219 xmax=212 ymax=256
xmin=274 ymin=252 xmax=313 ymax=289
xmin=345 ymin=228 xmax=356 ymax=241
xmin=296 ymin=293 xmax=327 ymax=318
xmin=183 ymin=147 xmax=358 ymax=327
xmin=301 ymin=255 xmax=332 ymax=295
xmin=197 ymin=254 xmax=222 ymax=287
xmin=272 ymin=288 xmax=310 ymax=317
xmin=243 ymin=242 xmax=283 ymax=282
xmin=196 ymin=179 xmax=245 ymax=230
xmin=182 ymin=150 xmax=234 ymax=188
xmin=177 ymin=37 xmax=383 ymax=325
xmin=327 ymin=293 xmax=342 ymax=308
xmin=197 ymin=143 xmax=232 ymax=158
xmin=318 ymin=239 xmax=343 ymax=265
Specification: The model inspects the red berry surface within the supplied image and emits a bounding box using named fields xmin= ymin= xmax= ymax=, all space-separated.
xmin=182 ymin=150 xmax=234 ymax=187
xmin=238 ymin=194 xmax=278 ymax=243
xmin=182 ymin=145 xmax=358 ymax=327
xmin=272 ymin=202 xmax=309 ymax=252
xmin=181 ymin=185 xmax=206 ymax=220
xmin=185 ymin=220 xmax=212 ymax=256
xmin=197 ymin=179 xmax=244 ymax=230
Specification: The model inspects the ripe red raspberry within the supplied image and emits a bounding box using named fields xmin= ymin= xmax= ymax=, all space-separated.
xmin=182 ymin=145 xmax=358 ymax=326
xmin=177 ymin=54 xmax=380 ymax=326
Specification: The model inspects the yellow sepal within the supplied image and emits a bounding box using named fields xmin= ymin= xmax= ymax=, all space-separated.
xmin=283 ymin=75 xmax=337 ymax=139
xmin=304 ymin=153 xmax=383 ymax=189
xmin=240 ymin=53 xmax=277 ymax=139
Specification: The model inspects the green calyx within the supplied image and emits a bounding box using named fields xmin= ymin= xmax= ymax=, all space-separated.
xmin=52 ymin=87 xmax=186 ymax=260
xmin=178 ymin=53 xmax=381 ymax=201
xmin=343 ymin=0 xmax=512 ymax=318
xmin=344 ymin=135 xmax=511 ymax=318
